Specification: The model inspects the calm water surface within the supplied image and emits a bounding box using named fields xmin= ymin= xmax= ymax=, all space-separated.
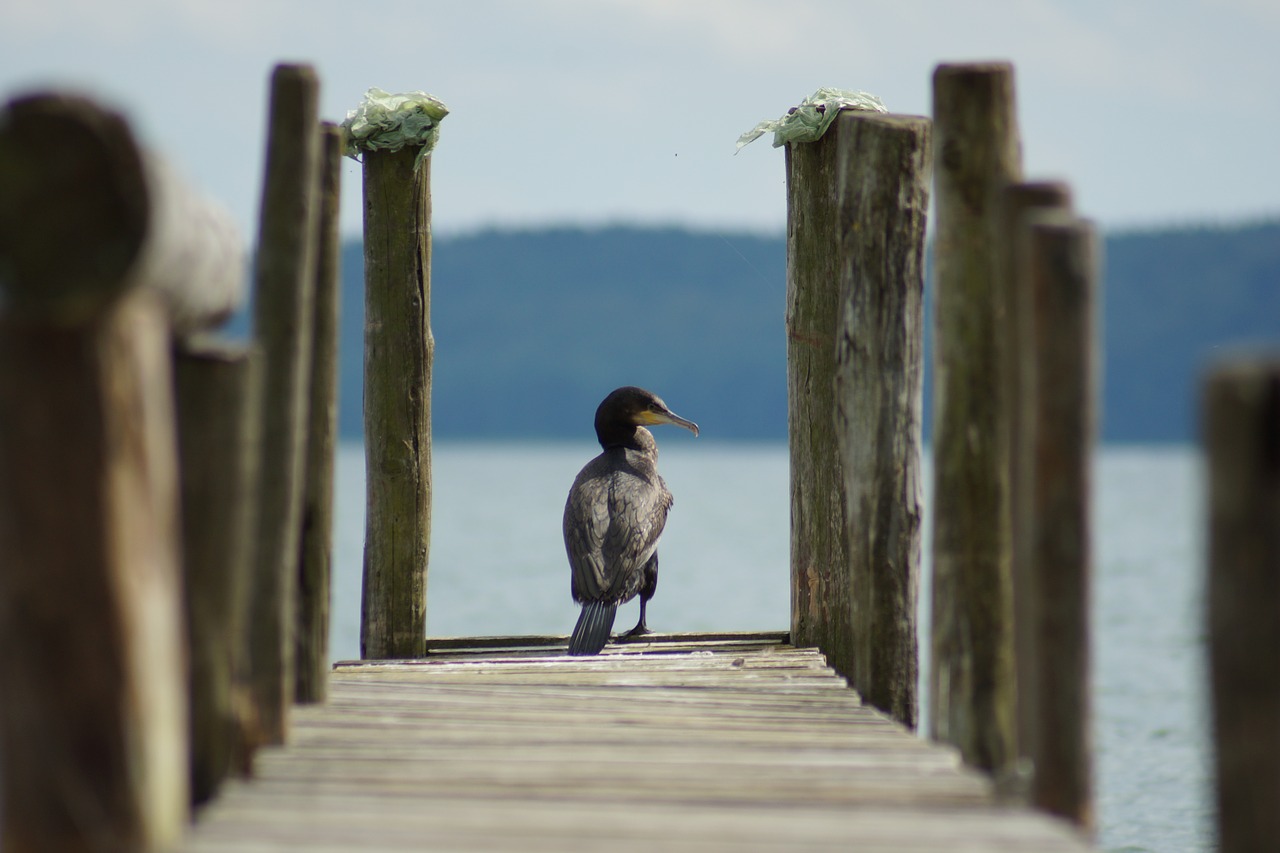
xmin=332 ymin=442 xmax=1209 ymax=853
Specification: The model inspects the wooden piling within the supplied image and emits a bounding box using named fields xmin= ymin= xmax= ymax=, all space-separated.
xmin=0 ymin=90 xmax=244 ymax=851
xmin=296 ymin=123 xmax=343 ymax=702
xmin=1002 ymin=181 xmax=1073 ymax=771
xmin=785 ymin=120 xmax=853 ymax=687
xmin=175 ymin=340 xmax=261 ymax=804
xmin=1022 ymin=212 xmax=1098 ymax=830
xmin=360 ymin=139 xmax=434 ymax=659
xmin=1204 ymin=359 xmax=1280 ymax=853
xmin=249 ymin=63 xmax=322 ymax=742
xmin=928 ymin=61 xmax=1022 ymax=773
xmin=830 ymin=111 xmax=932 ymax=729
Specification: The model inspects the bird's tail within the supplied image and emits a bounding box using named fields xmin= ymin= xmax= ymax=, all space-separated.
xmin=568 ymin=600 xmax=618 ymax=656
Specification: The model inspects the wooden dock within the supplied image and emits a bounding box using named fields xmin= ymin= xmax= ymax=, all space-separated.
xmin=184 ymin=633 xmax=1093 ymax=852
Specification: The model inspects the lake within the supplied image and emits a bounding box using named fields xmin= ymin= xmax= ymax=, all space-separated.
xmin=331 ymin=441 xmax=1210 ymax=853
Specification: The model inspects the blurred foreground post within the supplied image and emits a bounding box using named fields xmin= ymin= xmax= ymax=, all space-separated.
xmin=1204 ymin=360 xmax=1280 ymax=853
xmin=175 ymin=341 xmax=261 ymax=804
xmin=296 ymin=123 xmax=343 ymax=701
xmin=929 ymin=61 xmax=1022 ymax=773
xmin=1023 ymin=212 xmax=1098 ymax=831
xmin=249 ymin=63 xmax=322 ymax=742
xmin=1002 ymin=181 xmax=1073 ymax=770
xmin=0 ymin=90 xmax=242 ymax=849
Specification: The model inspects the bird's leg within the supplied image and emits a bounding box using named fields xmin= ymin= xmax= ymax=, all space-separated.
xmin=623 ymin=597 xmax=651 ymax=638
xmin=622 ymin=552 xmax=658 ymax=640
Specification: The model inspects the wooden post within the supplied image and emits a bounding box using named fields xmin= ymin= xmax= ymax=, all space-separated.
xmin=1204 ymin=360 xmax=1280 ymax=853
xmin=831 ymin=111 xmax=932 ymax=729
xmin=296 ymin=124 xmax=343 ymax=702
xmin=1002 ymin=181 xmax=1073 ymax=769
xmin=0 ymin=91 xmax=240 ymax=850
xmin=249 ymin=63 xmax=321 ymax=742
xmin=360 ymin=141 xmax=434 ymax=659
xmin=929 ymin=61 xmax=1022 ymax=773
xmin=1023 ymin=212 xmax=1098 ymax=830
xmin=174 ymin=340 xmax=261 ymax=804
xmin=785 ymin=122 xmax=852 ymax=682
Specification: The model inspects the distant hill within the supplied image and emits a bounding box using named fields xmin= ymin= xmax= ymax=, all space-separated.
xmin=314 ymin=220 xmax=1279 ymax=444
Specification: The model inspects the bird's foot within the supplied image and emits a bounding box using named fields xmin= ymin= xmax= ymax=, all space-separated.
xmin=620 ymin=623 xmax=652 ymax=641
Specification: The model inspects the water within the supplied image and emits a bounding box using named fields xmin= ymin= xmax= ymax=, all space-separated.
xmin=332 ymin=441 xmax=1210 ymax=853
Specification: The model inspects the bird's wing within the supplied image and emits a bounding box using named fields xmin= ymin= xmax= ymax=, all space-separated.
xmin=564 ymin=462 xmax=671 ymax=603
xmin=599 ymin=470 xmax=670 ymax=592
xmin=564 ymin=469 xmax=612 ymax=601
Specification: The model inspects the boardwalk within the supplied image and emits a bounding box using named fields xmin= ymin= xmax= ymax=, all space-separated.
xmin=185 ymin=634 xmax=1094 ymax=852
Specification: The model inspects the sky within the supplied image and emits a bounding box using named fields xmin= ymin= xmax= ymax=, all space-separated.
xmin=2 ymin=0 xmax=1277 ymax=241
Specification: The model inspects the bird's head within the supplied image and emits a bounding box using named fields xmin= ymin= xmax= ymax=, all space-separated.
xmin=594 ymin=386 xmax=699 ymax=447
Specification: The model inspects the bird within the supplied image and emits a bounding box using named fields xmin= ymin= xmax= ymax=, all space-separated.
xmin=563 ymin=386 xmax=699 ymax=656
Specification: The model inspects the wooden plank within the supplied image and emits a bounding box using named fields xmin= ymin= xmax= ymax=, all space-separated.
xmin=184 ymin=643 xmax=1094 ymax=851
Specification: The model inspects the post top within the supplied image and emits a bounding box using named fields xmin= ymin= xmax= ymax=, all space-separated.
xmin=341 ymin=88 xmax=449 ymax=169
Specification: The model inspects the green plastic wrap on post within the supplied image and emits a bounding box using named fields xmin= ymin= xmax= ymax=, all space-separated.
xmin=736 ymin=87 xmax=887 ymax=152
xmin=341 ymin=88 xmax=449 ymax=169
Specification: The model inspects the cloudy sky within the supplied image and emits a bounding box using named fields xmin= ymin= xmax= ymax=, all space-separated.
xmin=2 ymin=0 xmax=1276 ymax=240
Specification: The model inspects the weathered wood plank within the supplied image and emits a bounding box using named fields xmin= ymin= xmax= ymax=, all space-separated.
xmin=184 ymin=641 xmax=1094 ymax=852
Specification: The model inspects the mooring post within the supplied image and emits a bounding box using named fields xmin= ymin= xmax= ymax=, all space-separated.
xmin=1002 ymin=181 xmax=1074 ymax=771
xmin=0 ymin=91 xmax=242 ymax=850
xmin=352 ymin=93 xmax=444 ymax=660
xmin=249 ymin=63 xmax=322 ymax=742
xmin=1203 ymin=359 xmax=1280 ymax=853
xmin=1022 ymin=212 xmax=1098 ymax=831
xmin=175 ymin=340 xmax=262 ymax=804
xmin=928 ymin=61 xmax=1022 ymax=773
xmin=296 ymin=123 xmax=343 ymax=702
xmin=785 ymin=121 xmax=854 ymax=685
xmin=830 ymin=111 xmax=932 ymax=729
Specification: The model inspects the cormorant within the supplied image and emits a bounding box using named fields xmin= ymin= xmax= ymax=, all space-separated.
xmin=563 ymin=386 xmax=699 ymax=656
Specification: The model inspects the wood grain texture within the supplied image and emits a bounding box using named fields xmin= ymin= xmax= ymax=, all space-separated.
xmin=183 ymin=636 xmax=1095 ymax=851
xmin=785 ymin=124 xmax=853 ymax=687
xmin=360 ymin=144 xmax=433 ymax=661
xmin=831 ymin=111 xmax=931 ymax=729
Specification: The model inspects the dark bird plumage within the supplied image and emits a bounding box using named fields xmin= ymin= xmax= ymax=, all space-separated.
xmin=564 ymin=386 xmax=699 ymax=655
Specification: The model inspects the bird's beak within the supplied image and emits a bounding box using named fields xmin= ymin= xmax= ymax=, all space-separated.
xmin=640 ymin=407 xmax=700 ymax=437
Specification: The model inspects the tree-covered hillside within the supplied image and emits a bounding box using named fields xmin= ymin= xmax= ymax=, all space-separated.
xmin=322 ymin=220 xmax=1279 ymax=443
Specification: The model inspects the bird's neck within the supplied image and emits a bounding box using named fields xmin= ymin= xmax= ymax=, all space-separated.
xmin=597 ymin=424 xmax=656 ymax=454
